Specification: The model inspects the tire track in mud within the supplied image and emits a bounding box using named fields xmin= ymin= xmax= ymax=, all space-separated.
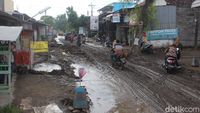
xmin=127 ymin=62 xmax=200 ymax=101
xmin=82 ymin=44 xmax=164 ymax=112
xmin=81 ymin=43 xmax=200 ymax=113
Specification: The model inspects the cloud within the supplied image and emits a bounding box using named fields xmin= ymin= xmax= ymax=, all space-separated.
xmin=13 ymin=0 xmax=117 ymax=20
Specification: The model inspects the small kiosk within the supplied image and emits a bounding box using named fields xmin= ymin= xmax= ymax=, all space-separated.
xmin=0 ymin=26 xmax=22 ymax=93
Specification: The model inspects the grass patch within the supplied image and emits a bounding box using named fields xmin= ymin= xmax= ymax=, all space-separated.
xmin=0 ymin=105 xmax=22 ymax=113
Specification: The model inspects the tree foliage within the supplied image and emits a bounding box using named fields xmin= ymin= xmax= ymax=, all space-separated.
xmin=40 ymin=6 xmax=89 ymax=33
xmin=123 ymin=0 xmax=156 ymax=31
xmin=54 ymin=14 xmax=68 ymax=32
xmin=40 ymin=15 xmax=55 ymax=27
xmin=78 ymin=15 xmax=90 ymax=29
xmin=66 ymin=6 xmax=79 ymax=32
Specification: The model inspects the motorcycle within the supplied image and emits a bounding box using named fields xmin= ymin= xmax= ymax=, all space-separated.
xmin=139 ymin=40 xmax=153 ymax=54
xmin=162 ymin=48 xmax=181 ymax=73
xmin=110 ymin=49 xmax=126 ymax=69
xmin=105 ymin=41 xmax=112 ymax=48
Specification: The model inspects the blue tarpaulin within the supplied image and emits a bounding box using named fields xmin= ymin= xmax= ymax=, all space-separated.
xmin=113 ymin=2 xmax=136 ymax=12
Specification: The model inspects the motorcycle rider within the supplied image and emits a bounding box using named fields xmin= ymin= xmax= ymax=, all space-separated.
xmin=165 ymin=44 xmax=180 ymax=67
xmin=111 ymin=40 xmax=123 ymax=62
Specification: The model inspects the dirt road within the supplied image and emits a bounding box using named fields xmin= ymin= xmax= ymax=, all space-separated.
xmin=71 ymin=40 xmax=200 ymax=113
xmin=13 ymin=37 xmax=200 ymax=113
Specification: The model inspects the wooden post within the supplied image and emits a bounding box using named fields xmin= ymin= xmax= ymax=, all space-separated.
xmin=192 ymin=11 xmax=199 ymax=67
xmin=194 ymin=13 xmax=199 ymax=49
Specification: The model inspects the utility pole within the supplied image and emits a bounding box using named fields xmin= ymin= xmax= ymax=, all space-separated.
xmin=192 ymin=11 xmax=199 ymax=67
xmin=88 ymin=3 xmax=95 ymax=16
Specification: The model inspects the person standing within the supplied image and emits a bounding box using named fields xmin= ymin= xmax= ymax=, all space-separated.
xmin=77 ymin=34 xmax=82 ymax=47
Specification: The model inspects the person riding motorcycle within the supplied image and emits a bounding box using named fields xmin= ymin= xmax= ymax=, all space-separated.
xmin=111 ymin=40 xmax=124 ymax=62
xmin=165 ymin=44 xmax=180 ymax=67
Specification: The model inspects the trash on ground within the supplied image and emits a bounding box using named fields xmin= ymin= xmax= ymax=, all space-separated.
xmin=55 ymin=36 xmax=65 ymax=45
xmin=78 ymin=68 xmax=87 ymax=78
xmin=33 ymin=63 xmax=61 ymax=72
xmin=20 ymin=97 xmax=32 ymax=110
xmin=33 ymin=103 xmax=63 ymax=113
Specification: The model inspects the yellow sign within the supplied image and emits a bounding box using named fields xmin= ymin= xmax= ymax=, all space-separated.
xmin=30 ymin=41 xmax=48 ymax=52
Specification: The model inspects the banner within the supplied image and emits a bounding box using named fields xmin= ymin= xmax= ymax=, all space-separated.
xmin=147 ymin=29 xmax=178 ymax=41
xmin=90 ymin=16 xmax=99 ymax=31
xmin=112 ymin=13 xmax=120 ymax=23
xmin=30 ymin=41 xmax=48 ymax=52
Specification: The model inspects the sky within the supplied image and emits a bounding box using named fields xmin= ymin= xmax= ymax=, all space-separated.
xmin=13 ymin=0 xmax=118 ymax=20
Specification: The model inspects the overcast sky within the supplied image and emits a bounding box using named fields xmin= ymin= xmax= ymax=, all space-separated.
xmin=13 ymin=0 xmax=118 ymax=20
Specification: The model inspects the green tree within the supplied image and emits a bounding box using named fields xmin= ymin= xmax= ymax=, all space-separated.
xmin=54 ymin=14 xmax=68 ymax=32
xmin=40 ymin=15 xmax=55 ymax=27
xmin=122 ymin=0 xmax=156 ymax=31
xmin=66 ymin=6 xmax=78 ymax=32
xmin=78 ymin=15 xmax=90 ymax=29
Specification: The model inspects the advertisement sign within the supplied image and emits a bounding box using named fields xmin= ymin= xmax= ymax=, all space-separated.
xmin=90 ymin=16 xmax=99 ymax=31
xmin=112 ymin=13 xmax=120 ymax=23
xmin=147 ymin=29 xmax=178 ymax=41
xmin=124 ymin=15 xmax=129 ymax=23
xmin=79 ymin=27 xmax=84 ymax=35
xmin=30 ymin=41 xmax=48 ymax=52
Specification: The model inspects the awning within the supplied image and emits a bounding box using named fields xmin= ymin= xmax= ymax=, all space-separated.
xmin=0 ymin=26 xmax=23 ymax=41
xmin=192 ymin=0 xmax=200 ymax=8
xmin=113 ymin=2 xmax=136 ymax=12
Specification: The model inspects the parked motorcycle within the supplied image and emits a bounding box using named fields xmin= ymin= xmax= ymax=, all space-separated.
xmin=162 ymin=48 xmax=181 ymax=73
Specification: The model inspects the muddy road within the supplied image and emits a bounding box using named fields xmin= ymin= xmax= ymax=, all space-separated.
xmin=60 ymin=37 xmax=200 ymax=113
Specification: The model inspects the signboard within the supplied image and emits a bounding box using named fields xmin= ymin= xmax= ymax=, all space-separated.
xmin=79 ymin=27 xmax=84 ymax=35
xmin=124 ymin=15 xmax=129 ymax=23
xmin=30 ymin=41 xmax=48 ymax=52
xmin=147 ymin=29 xmax=178 ymax=41
xmin=90 ymin=16 xmax=99 ymax=31
xmin=112 ymin=13 xmax=120 ymax=23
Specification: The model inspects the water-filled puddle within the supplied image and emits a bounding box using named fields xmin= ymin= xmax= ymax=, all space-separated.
xmin=72 ymin=63 xmax=116 ymax=113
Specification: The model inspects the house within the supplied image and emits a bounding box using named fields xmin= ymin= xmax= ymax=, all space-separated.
xmin=164 ymin=0 xmax=200 ymax=47
xmin=0 ymin=0 xmax=14 ymax=13
xmin=98 ymin=2 xmax=136 ymax=44
xmin=12 ymin=11 xmax=47 ymax=67
xmin=0 ymin=10 xmax=22 ymax=93
xmin=0 ymin=10 xmax=20 ymax=26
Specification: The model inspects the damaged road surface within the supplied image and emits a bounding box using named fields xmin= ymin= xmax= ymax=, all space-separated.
xmin=62 ymin=38 xmax=200 ymax=113
xmin=13 ymin=37 xmax=200 ymax=113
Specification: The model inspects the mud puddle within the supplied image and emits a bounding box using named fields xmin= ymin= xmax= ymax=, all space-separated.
xmin=72 ymin=63 xmax=152 ymax=113
xmin=72 ymin=63 xmax=116 ymax=113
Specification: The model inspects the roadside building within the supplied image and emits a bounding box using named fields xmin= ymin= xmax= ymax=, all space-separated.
xmin=98 ymin=2 xmax=136 ymax=45
xmin=0 ymin=0 xmax=14 ymax=13
xmin=0 ymin=11 xmax=22 ymax=93
xmin=0 ymin=11 xmax=20 ymax=26
xmin=12 ymin=11 xmax=47 ymax=68
xmin=165 ymin=0 xmax=199 ymax=47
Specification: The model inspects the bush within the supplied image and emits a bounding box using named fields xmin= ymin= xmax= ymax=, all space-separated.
xmin=0 ymin=105 xmax=22 ymax=113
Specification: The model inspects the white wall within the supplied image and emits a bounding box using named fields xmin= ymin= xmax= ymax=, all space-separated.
xmin=149 ymin=40 xmax=174 ymax=48
xmin=4 ymin=0 xmax=14 ymax=12
xmin=154 ymin=0 xmax=167 ymax=6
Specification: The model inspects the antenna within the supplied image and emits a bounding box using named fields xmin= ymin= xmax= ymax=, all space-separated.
xmin=88 ymin=3 xmax=95 ymax=16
